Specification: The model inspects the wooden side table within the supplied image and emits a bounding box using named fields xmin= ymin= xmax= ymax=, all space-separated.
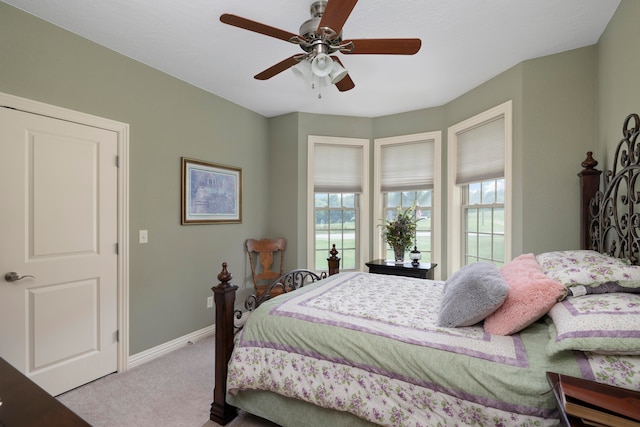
xmin=365 ymin=259 xmax=437 ymax=280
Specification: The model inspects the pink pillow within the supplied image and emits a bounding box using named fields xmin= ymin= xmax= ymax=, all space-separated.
xmin=484 ymin=253 xmax=566 ymax=335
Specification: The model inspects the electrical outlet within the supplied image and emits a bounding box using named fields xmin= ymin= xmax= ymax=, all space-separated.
xmin=207 ymin=296 xmax=213 ymax=308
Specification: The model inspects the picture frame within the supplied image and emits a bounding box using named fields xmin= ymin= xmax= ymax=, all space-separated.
xmin=181 ymin=157 xmax=242 ymax=224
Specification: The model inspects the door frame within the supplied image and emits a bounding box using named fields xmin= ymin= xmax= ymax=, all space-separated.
xmin=0 ymin=91 xmax=130 ymax=372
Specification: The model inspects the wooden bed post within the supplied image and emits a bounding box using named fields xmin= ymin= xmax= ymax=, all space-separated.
xmin=327 ymin=244 xmax=340 ymax=276
xmin=210 ymin=262 xmax=238 ymax=425
xmin=578 ymin=151 xmax=601 ymax=250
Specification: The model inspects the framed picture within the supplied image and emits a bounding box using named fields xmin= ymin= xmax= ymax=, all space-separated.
xmin=181 ymin=157 xmax=242 ymax=224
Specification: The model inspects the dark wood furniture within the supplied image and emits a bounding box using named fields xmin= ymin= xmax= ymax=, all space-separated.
xmin=365 ymin=259 xmax=436 ymax=279
xmin=546 ymin=372 xmax=587 ymax=427
xmin=0 ymin=357 xmax=90 ymax=427
xmin=245 ymin=237 xmax=286 ymax=298
xmin=577 ymin=151 xmax=601 ymax=250
xmin=211 ymin=265 xmax=329 ymax=425
xmin=327 ymin=244 xmax=340 ymax=276
xmin=579 ymin=113 xmax=640 ymax=263
xmin=546 ymin=371 xmax=640 ymax=427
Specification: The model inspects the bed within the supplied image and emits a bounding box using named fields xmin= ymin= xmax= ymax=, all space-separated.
xmin=210 ymin=114 xmax=640 ymax=427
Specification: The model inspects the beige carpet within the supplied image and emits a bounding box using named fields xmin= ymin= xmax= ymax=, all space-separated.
xmin=57 ymin=335 xmax=278 ymax=427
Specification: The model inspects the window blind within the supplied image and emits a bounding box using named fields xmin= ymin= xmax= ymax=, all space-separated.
xmin=314 ymin=144 xmax=362 ymax=193
xmin=381 ymin=139 xmax=434 ymax=192
xmin=456 ymin=116 xmax=505 ymax=185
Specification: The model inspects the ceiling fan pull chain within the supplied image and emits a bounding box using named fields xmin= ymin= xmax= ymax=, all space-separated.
xmin=316 ymin=75 xmax=323 ymax=99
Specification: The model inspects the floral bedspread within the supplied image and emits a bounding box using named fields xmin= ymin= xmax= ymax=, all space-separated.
xmin=227 ymin=272 xmax=640 ymax=427
xmin=269 ymin=272 xmax=528 ymax=366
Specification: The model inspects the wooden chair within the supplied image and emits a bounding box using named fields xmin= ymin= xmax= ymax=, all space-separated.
xmin=245 ymin=238 xmax=286 ymax=298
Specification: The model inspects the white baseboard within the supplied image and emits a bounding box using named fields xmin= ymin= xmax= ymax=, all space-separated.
xmin=127 ymin=324 xmax=215 ymax=369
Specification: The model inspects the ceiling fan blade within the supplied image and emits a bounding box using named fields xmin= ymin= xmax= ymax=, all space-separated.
xmin=343 ymin=38 xmax=422 ymax=55
xmin=335 ymin=74 xmax=355 ymax=92
xmin=330 ymin=56 xmax=355 ymax=92
xmin=254 ymin=56 xmax=300 ymax=80
xmin=318 ymin=0 xmax=358 ymax=38
xmin=220 ymin=14 xmax=299 ymax=43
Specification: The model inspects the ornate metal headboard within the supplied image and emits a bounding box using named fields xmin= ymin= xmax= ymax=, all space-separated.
xmin=588 ymin=113 xmax=640 ymax=264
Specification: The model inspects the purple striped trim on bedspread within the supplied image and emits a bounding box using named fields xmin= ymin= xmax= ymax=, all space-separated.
xmin=550 ymin=295 xmax=640 ymax=341
xmin=574 ymin=350 xmax=640 ymax=392
xmin=557 ymin=329 xmax=640 ymax=340
xmin=265 ymin=272 xmax=530 ymax=366
xmin=575 ymin=351 xmax=598 ymax=381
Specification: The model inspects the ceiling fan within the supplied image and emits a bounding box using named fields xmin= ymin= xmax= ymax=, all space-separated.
xmin=220 ymin=0 xmax=422 ymax=93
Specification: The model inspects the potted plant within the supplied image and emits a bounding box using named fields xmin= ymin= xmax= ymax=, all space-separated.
xmin=380 ymin=203 xmax=422 ymax=263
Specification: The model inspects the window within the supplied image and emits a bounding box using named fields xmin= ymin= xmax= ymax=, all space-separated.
xmin=447 ymin=101 xmax=512 ymax=276
xmin=463 ymin=179 xmax=505 ymax=265
xmin=382 ymin=190 xmax=432 ymax=260
xmin=314 ymin=193 xmax=358 ymax=270
xmin=308 ymin=136 xmax=369 ymax=271
xmin=374 ymin=132 xmax=441 ymax=276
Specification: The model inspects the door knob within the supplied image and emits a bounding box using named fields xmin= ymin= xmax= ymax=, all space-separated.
xmin=4 ymin=272 xmax=35 ymax=282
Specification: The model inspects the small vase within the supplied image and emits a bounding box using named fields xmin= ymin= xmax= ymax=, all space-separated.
xmin=393 ymin=245 xmax=406 ymax=263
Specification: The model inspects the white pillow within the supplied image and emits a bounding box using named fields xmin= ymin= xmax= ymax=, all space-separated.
xmin=546 ymin=293 xmax=640 ymax=355
xmin=536 ymin=250 xmax=640 ymax=287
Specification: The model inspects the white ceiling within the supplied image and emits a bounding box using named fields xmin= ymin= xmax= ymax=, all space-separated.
xmin=2 ymin=0 xmax=621 ymax=118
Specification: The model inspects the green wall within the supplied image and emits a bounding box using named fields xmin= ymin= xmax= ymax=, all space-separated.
xmin=263 ymin=112 xmax=373 ymax=269
xmin=0 ymin=0 xmax=633 ymax=355
xmin=0 ymin=3 xmax=270 ymax=354
xmin=520 ymin=47 xmax=597 ymax=255
xmin=597 ymin=0 xmax=640 ymax=164
xmin=266 ymin=113 xmax=300 ymax=270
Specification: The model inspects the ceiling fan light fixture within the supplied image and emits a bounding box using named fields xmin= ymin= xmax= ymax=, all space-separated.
xmin=329 ymin=61 xmax=348 ymax=84
xmin=311 ymin=53 xmax=333 ymax=77
xmin=292 ymin=60 xmax=313 ymax=82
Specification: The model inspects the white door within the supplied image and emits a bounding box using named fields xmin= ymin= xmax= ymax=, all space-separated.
xmin=0 ymin=106 xmax=118 ymax=396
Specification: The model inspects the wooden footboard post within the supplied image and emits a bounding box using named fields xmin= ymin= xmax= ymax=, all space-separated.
xmin=578 ymin=151 xmax=601 ymax=250
xmin=210 ymin=262 xmax=238 ymax=425
xmin=327 ymin=244 xmax=340 ymax=276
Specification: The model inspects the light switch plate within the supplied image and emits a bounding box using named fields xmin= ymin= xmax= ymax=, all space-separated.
xmin=139 ymin=229 xmax=148 ymax=244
